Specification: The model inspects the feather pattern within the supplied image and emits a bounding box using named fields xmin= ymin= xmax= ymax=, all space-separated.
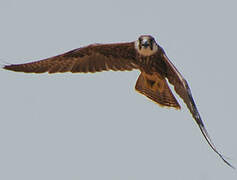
xmin=2 ymin=35 xmax=233 ymax=168
xmin=4 ymin=42 xmax=138 ymax=73
xmin=135 ymin=72 xmax=180 ymax=109
xmin=161 ymin=52 xmax=234 ymax=168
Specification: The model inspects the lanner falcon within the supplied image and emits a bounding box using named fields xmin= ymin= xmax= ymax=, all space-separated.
xmin=2 ymin=35 xmax=233 ymax=168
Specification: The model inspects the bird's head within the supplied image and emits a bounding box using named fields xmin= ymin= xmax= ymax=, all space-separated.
xmin=135 ymin=35 xmax=158 ymax=56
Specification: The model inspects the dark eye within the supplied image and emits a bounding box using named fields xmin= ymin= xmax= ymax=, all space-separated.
xmin=139 ymin=37 xmax=142 ymax=42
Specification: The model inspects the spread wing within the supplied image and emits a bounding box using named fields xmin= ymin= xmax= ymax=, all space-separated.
xmin=3 ymin=42 xmax=138 ymax=73
xmin=161 ymin=52 xmax=234 ymax=168
xmin=135 ymin=72 xmax=180 ymax=109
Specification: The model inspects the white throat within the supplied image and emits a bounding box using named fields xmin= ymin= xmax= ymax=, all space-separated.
xmin=134 ymin=40 xmax=158 ymax=56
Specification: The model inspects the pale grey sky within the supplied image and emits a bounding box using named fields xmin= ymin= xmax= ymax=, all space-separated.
xmin=0 ymin=0 xmax=237 ymax=179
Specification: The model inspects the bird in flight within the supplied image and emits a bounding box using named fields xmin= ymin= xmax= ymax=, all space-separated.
xmin=2 ymin=35 xmax=233 ymax=168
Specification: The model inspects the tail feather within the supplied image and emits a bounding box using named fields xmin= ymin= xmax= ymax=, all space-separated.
xmin=135 ymin=72 xmax=181 ymax=109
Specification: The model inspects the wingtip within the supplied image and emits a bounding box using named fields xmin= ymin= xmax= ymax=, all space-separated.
xmin=219 ymin=154 xmax=235 ymax=169
xmin=198 ymin=124 xmax=235 ymax=169
xmin=0 ymin=59 xmax=11 ymax=69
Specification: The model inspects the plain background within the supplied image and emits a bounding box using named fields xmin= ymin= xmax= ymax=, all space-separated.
xmin=0 ymin=0 xmax=236 ymax=179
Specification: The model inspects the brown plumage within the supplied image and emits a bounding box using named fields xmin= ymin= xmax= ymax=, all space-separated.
xmin=4 ymin=43 xmax=138 ymax=73
xmin=135 ymin=72 xmax=181 ymax=109
xmin=3 ymin=35 xmax=234 ymax=168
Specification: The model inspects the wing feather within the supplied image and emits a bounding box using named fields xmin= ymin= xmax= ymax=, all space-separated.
xmin=161 ymin=52 xmax=234 ymax=168
xmin=3 ymin=42 xmax=138 ymax=73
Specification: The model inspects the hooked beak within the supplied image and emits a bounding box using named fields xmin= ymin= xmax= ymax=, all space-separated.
xmin=142 ymin=41 xmax=149 ymax=48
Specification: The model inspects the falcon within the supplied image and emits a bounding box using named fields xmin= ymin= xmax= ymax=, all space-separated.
xmin=2 ymin=35 xmax=233 ymax=168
